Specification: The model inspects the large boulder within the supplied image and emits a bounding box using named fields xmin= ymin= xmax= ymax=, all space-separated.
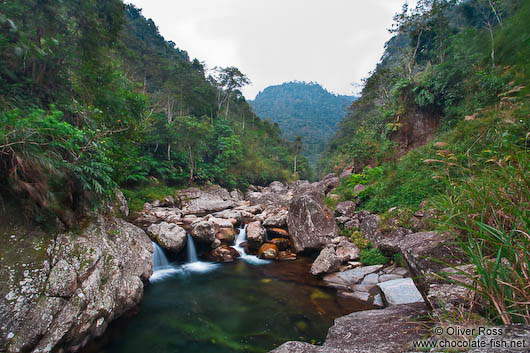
xmin=287 ymin=187 xmax=339 ymax=253
xmin=246 ymin=221 xmax=265 ymax=250
xmin=310 ymin=247 xmax=342 ymax=276
xmin=359 ymin=214 xmax=381 ymax=246
xmin=262 ymin=209 xmax=288 ymax=228
xmin=270 ymin=303 xmax=429 ymax=353
xmin=317 ymin=173 xmax=340 ymax=194
xmin=0 ymin=216 xmax=153 ymax=353
xmin=178 ymin=186 xmax=236 ymax=216
xmin=146 ymin=222 xmax=187 ymax=253
xmin=191 ymin=220 xmax=216 ymax=244
xmin=335 ymin=240 xmax=360 ymax=261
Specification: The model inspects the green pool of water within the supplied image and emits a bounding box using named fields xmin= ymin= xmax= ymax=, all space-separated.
xmin=84 ymin=258 xmax=369 ymax=353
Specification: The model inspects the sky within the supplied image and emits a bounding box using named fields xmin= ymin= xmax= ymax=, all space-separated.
xmin=127 ymin=0 xmax=416 ymax=100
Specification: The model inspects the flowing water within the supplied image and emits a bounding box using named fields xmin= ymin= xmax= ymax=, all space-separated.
xmin=83 ymin=239 xmax=371 ymax=353
xmin=233 ymin=225 xmax=271 ymax=265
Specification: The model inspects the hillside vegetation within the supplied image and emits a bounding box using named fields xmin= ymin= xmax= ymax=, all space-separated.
xmin=250 ymin=81 xmax=355 ymax=167
xmin=0 ymin=2 xmax=304 ymax=225
xmin=323 ymin=0 xmax=529 ymax=325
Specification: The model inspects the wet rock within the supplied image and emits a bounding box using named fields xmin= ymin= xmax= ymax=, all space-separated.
xmin=334 ymin=201 xmax=356 ymax=218
xmin=210 ymin=217 xmax=235 ymax=242
xmin=270 ymin=303 xmax=429 ymax=353
xmin=207 ymin=245 xmax=240 ymax=263
xmin=377 ymin=278 xmax=425 ymax=305
xmin=310 ymin=247 xmax=342 ymax=276
xmin=191 ymin=220 xmax=216 ymax=244
xmin=270 ymin=238 xmax=290 ymax=251
xmin=287 ymin=187 xmax=339 ymax=253
xmin=266 ymin=228 xmax=289 ymax=238
xmin=277 ymin=251 xmax=297 ymax=261
xmin=245 ymin=221 xmax=265 ymax=250
xmin=258 ymin=243 xmax=279 ymax=260
xmin=147 ymin=222 xmax=187 ymax=252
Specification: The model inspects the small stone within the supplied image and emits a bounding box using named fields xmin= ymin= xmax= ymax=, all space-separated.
xmin=377 ymin=278 xmax=424 ymax=305
xmin=362 ymin=273 xmax=379 ymax=284
xmin=373 ymin=294 xmax=384 ymax=307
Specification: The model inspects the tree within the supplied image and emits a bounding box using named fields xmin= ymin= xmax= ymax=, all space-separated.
xmin=210 ymin=66 xmax=251 ymax=116
xmin=168 ymin=116 xmax=212 ymax=185
xmin=292 ymin=136 xmax=303 ymax=177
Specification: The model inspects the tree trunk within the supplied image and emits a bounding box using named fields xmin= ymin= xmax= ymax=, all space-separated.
xmin=488 ymin=0 xmax=503 ymax=27
xmin=167 ymin=143 xmax=171 ymax=161
xmin=487 ymin=22 xmax=495 ymax=68
xmin=188 ymin=145 xmax=194 ymax=185
xmin=293 ymin=155 xmax=297 ymax=176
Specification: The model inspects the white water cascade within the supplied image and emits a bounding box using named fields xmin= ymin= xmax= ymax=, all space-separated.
xmin=182 ymin=234 xmax=218 ymax=273
xmin=150 ymin=242 xmax=179 ymax=282
xmin=233 ymin=225 xmax=270 ymax=265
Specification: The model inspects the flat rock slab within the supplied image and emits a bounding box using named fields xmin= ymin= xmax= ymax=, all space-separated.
xmin=323 ymin=265 xmax=383 ymax=289
xmin=377 ymin=278 xmax=424 ymax=305
xmin=468 ymin=325 xmax=530 ymax=353
xmin=270 ymin=303 xmax=429 ymax=353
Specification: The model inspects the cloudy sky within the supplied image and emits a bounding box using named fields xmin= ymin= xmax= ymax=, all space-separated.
xmin=127 ymin=0 xmax=415 ymax=99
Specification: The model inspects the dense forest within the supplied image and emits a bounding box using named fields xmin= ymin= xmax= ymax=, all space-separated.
xmin=322 ymin=0 xmax=529 ymax=325
xmin=0 ymin=1 xmax=309 ymax=224
xmin=250 ymin=82 xmax=355 ymax=167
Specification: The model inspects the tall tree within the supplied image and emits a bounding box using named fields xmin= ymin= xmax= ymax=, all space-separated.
xmin=292 ymin=136 xmax=303 ymax=176
xmin=210 ymin=66 xmax=250 ymax=116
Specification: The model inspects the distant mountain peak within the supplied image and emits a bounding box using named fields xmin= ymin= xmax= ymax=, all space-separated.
xmin=249 ymin=81 xmax=356 ymax=165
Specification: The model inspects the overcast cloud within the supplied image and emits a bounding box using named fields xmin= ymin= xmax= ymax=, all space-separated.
xmin=127 ymin=0 xmax=416 ymax=99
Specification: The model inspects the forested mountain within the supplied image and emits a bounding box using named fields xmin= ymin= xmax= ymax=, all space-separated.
xmin=249 ymin=82 xmax=355 ymax=166
xmin=0 ymin=1 xmax=308 ymax=225
xmin=321 ymin=0 xmax=529 ymax=325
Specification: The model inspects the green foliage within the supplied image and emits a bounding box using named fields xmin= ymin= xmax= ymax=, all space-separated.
xmin=250 ymin=81 xmax=355 ymax=168
xmin=360 ymin=248 xmax=389 ymax=266
xmin=341 ymin=228 xmax=370 ymax=250
xmin=122 ymin=183 xmax=181 ymax=214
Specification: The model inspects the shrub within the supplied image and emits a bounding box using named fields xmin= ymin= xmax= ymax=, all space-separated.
xmin=360 ymin=248 xmax=389 ymax=266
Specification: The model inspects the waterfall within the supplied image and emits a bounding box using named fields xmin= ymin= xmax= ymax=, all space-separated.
xmin=152 ymin=242 xmax=169 ymax=270
xmin=186 ymin=234 xmax=198 ymax=263
xmin=150 ymin=242 xmax=180 ymax=282
xmin=233 ymin=225 xmax=270 ymax=265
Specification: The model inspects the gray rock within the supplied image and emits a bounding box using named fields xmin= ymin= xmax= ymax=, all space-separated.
xmin=334 ymin=201 xmax=356 ymax=218
xmin=343 ymin=219 xmax=360 ymax=230
xmin=377 ymin=278 xmax=424 ymax=305
xmin=350 ymin=283 xmax=378 ymax=292
xmin=317 ymin=173 xmax=340 ymax=194
xmin=359 ymin=214 xmax=381 ymax=246
xmin=270 ymin=303 xmax=429 ymax=353
xmin=246 ymin=221 xmax=265 ymax=250
xmin=353 ymin=184 xmax=366 ymax=195
xmin=338 ymin=290 xmax=371 ymax=303
xmin=391 ymin=267 xmax=409 ymax=276
xmin=361 ymin=273 xmax=379 ymax=284
xmin=147 ymin=222 xmax=187 ymax=252
xmin=191 ymin=220 xmax=216 ymax=244
xmin=263 ymin=209 xmax=288 ymax=228
xmin=114 ymin=189 xmax=129 ymax=217
xmin=335 ymin=240 xmax=360 ymax=262
xmin=230 ymin=189 xmax=243 ymax=201
xmin=1 ymin=216 xmax=152 ymax=353
xmin=310 ymin=248 xmax=342 ymax=276
xmin=287 ymin=187 xmax=339 ymax=253
xmin=378 ymin=274 xmax=403 ymax=282
xmin=398 ymin=231 xmax=463 ymax=307
xmin=377 ymin=227 xmax=413 ymax=253
xmin=323 ymin=265 xmax=383 ymax=289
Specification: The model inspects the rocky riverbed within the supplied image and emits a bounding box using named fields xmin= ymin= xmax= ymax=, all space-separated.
xmin=2 ymin=171 xmax=529 ymax=353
